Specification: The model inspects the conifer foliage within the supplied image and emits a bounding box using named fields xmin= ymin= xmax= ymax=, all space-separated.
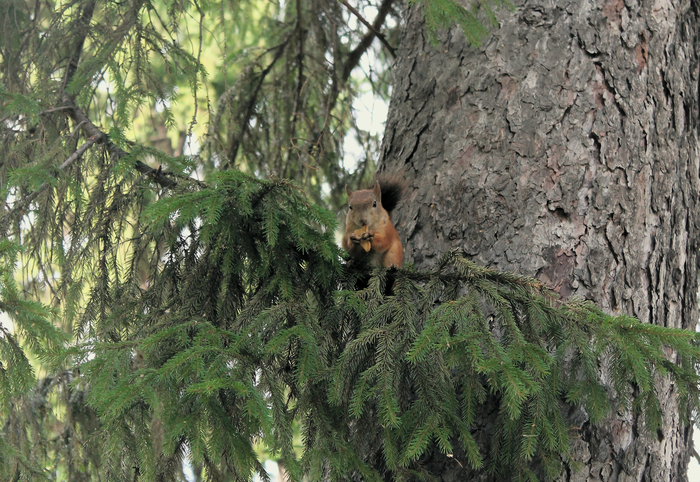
xmin=2 ymin=1 xmax=700 ymax=481
xmin=3 ymin=171 xmax=700 ymax=480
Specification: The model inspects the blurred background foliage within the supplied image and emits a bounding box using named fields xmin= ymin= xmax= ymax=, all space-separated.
xmin=1 ymin=1 xmax=401 ymax=479
xmin=1 ymin=0 xmax=399 ymax=213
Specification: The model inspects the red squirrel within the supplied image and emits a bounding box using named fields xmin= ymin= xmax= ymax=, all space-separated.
xmin=342 ymin=179 xmax=403 ymax=268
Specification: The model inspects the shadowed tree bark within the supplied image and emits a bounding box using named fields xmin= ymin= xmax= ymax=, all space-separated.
xmin=379 ymin=0 xmax=700 ymax=479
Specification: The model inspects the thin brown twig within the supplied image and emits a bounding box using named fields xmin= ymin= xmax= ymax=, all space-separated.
xmin=304 ymin=0 xmax=395 ymax=166
xmin=342 ymin=0 xmax=396 ymax=81
xmin=62 ymin=92 xmax=177 ymax=189
xmin=320 ymin=0 xmax=397 ymax=130
xmin=338 ymin=0 xmax=396 ymax=59
xmin=204 ymin=42 xmax=288 ymax=160
xmin=58 ymin=133 xmax=102 ymax=170
xmin=289 ymin=0 xmax=306 ymax=163
xmin=39 ymin=106 xmax=73 ymax=115
xmin=61 ymin=0 xmax=97 ymax=93
xmin=0 ymin=134 xmax=103 ymax=230
xmin=58 ymin=0 xmax=177 ymax=189
xmin=225 ymin=39 xmax=290 ymax=168
xmin=187 ymin=0 xmax=205 ymax=144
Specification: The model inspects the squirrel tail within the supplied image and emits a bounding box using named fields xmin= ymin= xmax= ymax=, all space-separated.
xmin=377 ymin=173 xmax=406 ymax=214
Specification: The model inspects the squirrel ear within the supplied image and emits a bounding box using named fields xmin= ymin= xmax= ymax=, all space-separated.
xmin=373 ymin=181 xmax=381 ymax=203
xmin=345 ymin=185 xmax=352 ymax=198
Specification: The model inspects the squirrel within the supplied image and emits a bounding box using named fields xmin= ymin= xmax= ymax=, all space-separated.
xmin=342 ymin=178 xmax=404 ymax=268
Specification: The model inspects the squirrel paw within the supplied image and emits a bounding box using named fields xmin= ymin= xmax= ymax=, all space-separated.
xmin=350 ymin=227 xmax=374 ymax=242
xmin=351 ymin=227 xmax=374 ymax=252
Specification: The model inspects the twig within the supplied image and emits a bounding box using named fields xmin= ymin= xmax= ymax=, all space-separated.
xmin=203 ymin=44 xmax=281 ymax=159
xmin=0 ymin=134 xmax=104 ymax=230
xmin=59 ymin=133 xmax=102 ymax=170
xmin=338 ymin=0 xmax=396 ymax=59
xmin=187 ymin=0 xmax=205 ymax=143
xmin=58 ymin=0 xmax=176 ymax=190
xmin=289 ymin=0 xmax=305 ymax=152
xmin=39 ymin=106 xmax=73 ymax=115
xmin=306 ymin=0 xmax=395 ymax=162
xmin=68 ymin=120 xmax=87 ymax=140
xmin=342 ymin=0 xmax=396 ymax=81
xmin=62 ymin=92 xmax=177 ymax=189
xmin=225 ymin=39 xmax=290 ymax=168
xmin=62 ymin=0 xmax=97 ymax=93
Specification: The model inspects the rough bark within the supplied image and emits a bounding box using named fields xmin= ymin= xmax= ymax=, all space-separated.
xmin=379 ymin=0 xmax=700 ymax=480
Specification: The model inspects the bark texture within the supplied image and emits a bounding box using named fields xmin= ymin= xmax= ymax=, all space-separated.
xmin=379 ymin=0 xmax=700 ymax=479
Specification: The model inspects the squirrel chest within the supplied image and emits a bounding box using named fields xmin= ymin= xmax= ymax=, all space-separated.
xmin=342 ymin=181 xmax=403 ymax=269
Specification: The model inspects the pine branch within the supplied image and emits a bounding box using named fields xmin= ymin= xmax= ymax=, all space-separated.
xmin=58 ymin=0 xmax=177 ymax=190
xmin=339 ymin=0 xmax=397 ymax=62
xmin=62 ymin=0 xmax=97 ymax=93
xmin=61 ymin=93 xmax=177 ymax=188
xmin=289 ymin=0 xmax=305 ymax=143
xmin=225 ymin=39 xmax=290 ymax=168
xmin=0 ymin=132 xmax=106 ymax=232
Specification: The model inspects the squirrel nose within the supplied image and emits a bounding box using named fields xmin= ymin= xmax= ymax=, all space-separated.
xmin=360 ymin=218 xmax=367 ymax=226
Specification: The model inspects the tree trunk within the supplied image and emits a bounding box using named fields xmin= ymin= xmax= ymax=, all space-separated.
xmin=379 ymin=0 xmax=700 ymax=479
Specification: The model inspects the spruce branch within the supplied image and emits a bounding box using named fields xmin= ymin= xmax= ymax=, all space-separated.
xmin=225 ymin=39 xmax=290 ymax=168
xmin=0 ymin=132 xmax=114 ymax=233
xmin=62 ymin=0 xmax=97 ymax=93
xmin=338 ymin=0 xmax=397 ymax=60
xmin=58 ymin=0 xmax=177 ymax=191
xmin=28 ymin=170 xmax=698 ymax=481
xmin=290 ymin=0 xmax=305 ymax=143
xmin=61 ymin=92 xmax=177 ymax=189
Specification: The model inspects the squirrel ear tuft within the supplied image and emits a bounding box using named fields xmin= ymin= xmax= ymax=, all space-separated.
xmin=373 ymin=181 xmax=381 ymax=203
xmin=345 ymin=185 xmax=353 ymax=198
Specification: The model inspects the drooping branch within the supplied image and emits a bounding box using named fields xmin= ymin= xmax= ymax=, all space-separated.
xmin=339 ymin=0 xmax=396 ymax=68
xmin=224 ymin=39 xmax=290 ymax=169
xmin=61 ymin=92 xmax=177 ymax=189
xmin=62 ymin=0 xmax=97 ymax=93
xmin=2 ymin=1 xmax=178 ymax=234
xmin=1 ymin=0 xmax=182 ymax=234
xmin=289 ymin=0 xmax=306 ymax=152
xmin=0 ymin=133 xmax=104 ymax=233
xmin=305 ymin=0 xmax=395 ymax=167
xmin=59 ymin=0 xmax=177 ymax=190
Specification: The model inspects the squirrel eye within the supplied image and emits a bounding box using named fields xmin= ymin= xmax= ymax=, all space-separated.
xmin=349 ymin=205 xmax=353 ymax=210
xmin=373 ymin=201 xmax=377 ymax=207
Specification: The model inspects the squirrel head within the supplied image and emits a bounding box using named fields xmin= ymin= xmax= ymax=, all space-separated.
xmin=346 ymin=181 xmax=383 ymax=227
